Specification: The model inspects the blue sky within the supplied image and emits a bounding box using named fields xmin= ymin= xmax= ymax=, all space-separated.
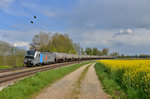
xmin=1 ymin=0 xmax=150 ymax=55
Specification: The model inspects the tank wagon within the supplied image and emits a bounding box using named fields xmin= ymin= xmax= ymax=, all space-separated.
xmin=54 ymin=52 xmax=66 ymax=62
xmin=24 ymin=50 xmax=115 ymax=66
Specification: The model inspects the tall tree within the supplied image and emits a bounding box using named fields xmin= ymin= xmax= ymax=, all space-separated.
xmin=81 ymin=48 xmax=85 ymax=55
xmin=0 ymin=40 xmax=25 ymax=66
xmin=51 ymin=33 xmax=77 ymax=54
xmin=110 ymin=52 xmax=119 ymax=57
xmin=30 ymin=31 xmax=51 ymax=51
xmin=102 ymin=48 xmax=109 ymax=56
xmin=85 ymin=47 xmax=92 ymax=55
xmin=92 ymin=47 xmax=99 ymax=55
xmin=98 ymin=50 xmax=103 ymax=56
xmin=121 ymin=54 xmax=125 ymax=58
xmin=0 ymin=41 xmax=12 ymax=56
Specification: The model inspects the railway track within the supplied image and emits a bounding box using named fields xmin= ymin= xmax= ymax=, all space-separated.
xmin=0 ymin=67 xmax=27 ymax=73
xmin=0 ymin=60 xmax=88 ymax=84
xmin=0 ymin=60 xmax=84 ymax=73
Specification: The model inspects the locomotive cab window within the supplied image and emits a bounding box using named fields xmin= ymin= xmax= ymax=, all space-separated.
xmin=27 ymin=51 xmax=35 ymax=56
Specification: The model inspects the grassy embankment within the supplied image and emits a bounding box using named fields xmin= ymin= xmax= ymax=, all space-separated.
xmin=0 ymin=55 xmax=24 ymax=69
xmin=94 ymin=62 xmax=127 ymax=99
xmin=0 ymin=61 xmax=93 ymax=99
xmin=0 ymin=66 xmax=13 ymax=69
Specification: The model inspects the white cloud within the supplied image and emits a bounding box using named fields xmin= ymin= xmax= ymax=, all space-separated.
xmin=126 ymin=29 xmax=133 ymax=34
xmin=113 ymin=29 xmax=133 ymax=36
xmin=11 ymin=41 xmax=29 ymax=48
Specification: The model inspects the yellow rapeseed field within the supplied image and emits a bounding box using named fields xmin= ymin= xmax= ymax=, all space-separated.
xmin=98 ymin=60 xmax=150 ymax=97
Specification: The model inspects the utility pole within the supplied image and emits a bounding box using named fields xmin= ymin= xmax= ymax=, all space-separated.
xmin=78 ymin=42 xmax=81 ymax=64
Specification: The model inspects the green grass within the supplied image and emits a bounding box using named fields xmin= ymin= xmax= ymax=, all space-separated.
xmin=94 ymin=63 xmax=127 ymax=99
xmin=0 ymin=55 xmax=25 ymax=67
xmin=0 ymin=66 xmax=13 ymax=69
xmin=0 ymin=61 xmax=93 ymax=99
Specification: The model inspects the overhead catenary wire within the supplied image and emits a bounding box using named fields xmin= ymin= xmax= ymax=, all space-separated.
xmin=0 ymin=22 xmax=18 ymax=30
xmin=14 ymin=0 xmax=48 ymax=30
xmin=0 ymin=7 xmax=32 ymax=33
xmin=13 ymin=0 xmax=46 ymax=29
xmin=0 ymin=8 xmax=30 ymax=25
xmin=1 ymin=0 xmax=32 ymax=22
xmin=0 ymin=8 xmax=35 ymax=31
xmin=0 ymin=1 xmax=47 ymax=43
xmin=15 ymin=0 xmax=37 ymax=19
xmin=0 ymin=0 xmax=46 ymax=31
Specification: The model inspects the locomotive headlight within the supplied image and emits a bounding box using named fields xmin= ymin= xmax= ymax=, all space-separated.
xmin=24 ymin=60 xmax=27 ymax=63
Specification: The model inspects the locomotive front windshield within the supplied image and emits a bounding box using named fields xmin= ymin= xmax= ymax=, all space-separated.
xmin=25 ymin=51 xmax=35 ymax=59
xmin=27 ymin=51 xmax=35 ymax=56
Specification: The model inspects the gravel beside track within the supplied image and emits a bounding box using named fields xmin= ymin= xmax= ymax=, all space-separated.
xmin=0 ymin=60 xmax=88 ymax=84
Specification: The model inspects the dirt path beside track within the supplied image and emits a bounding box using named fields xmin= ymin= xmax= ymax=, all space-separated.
xmin=35 ymin=64 xmax=90 ymax=99
xmin=35 ymin=63 xmax=110 ymax=99
xmin=78 ymin=64 xmax=110 ymax=99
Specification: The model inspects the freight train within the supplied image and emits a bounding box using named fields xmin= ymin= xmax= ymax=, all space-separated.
xmin=24 ymin=50 xmax=114 ymax=66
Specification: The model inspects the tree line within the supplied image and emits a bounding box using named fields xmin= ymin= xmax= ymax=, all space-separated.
xmin=118 ymin=54 xmax=150 ymax=58
xmin=30 ymin=32 xmax=111 ymax=56
xmin=30 ymin=32 xmax=77 ymax=54
xmin=0 ymin=41 xmax=25 ymax=67
xmin=83 ymin=47 xmax=109 ymax=56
